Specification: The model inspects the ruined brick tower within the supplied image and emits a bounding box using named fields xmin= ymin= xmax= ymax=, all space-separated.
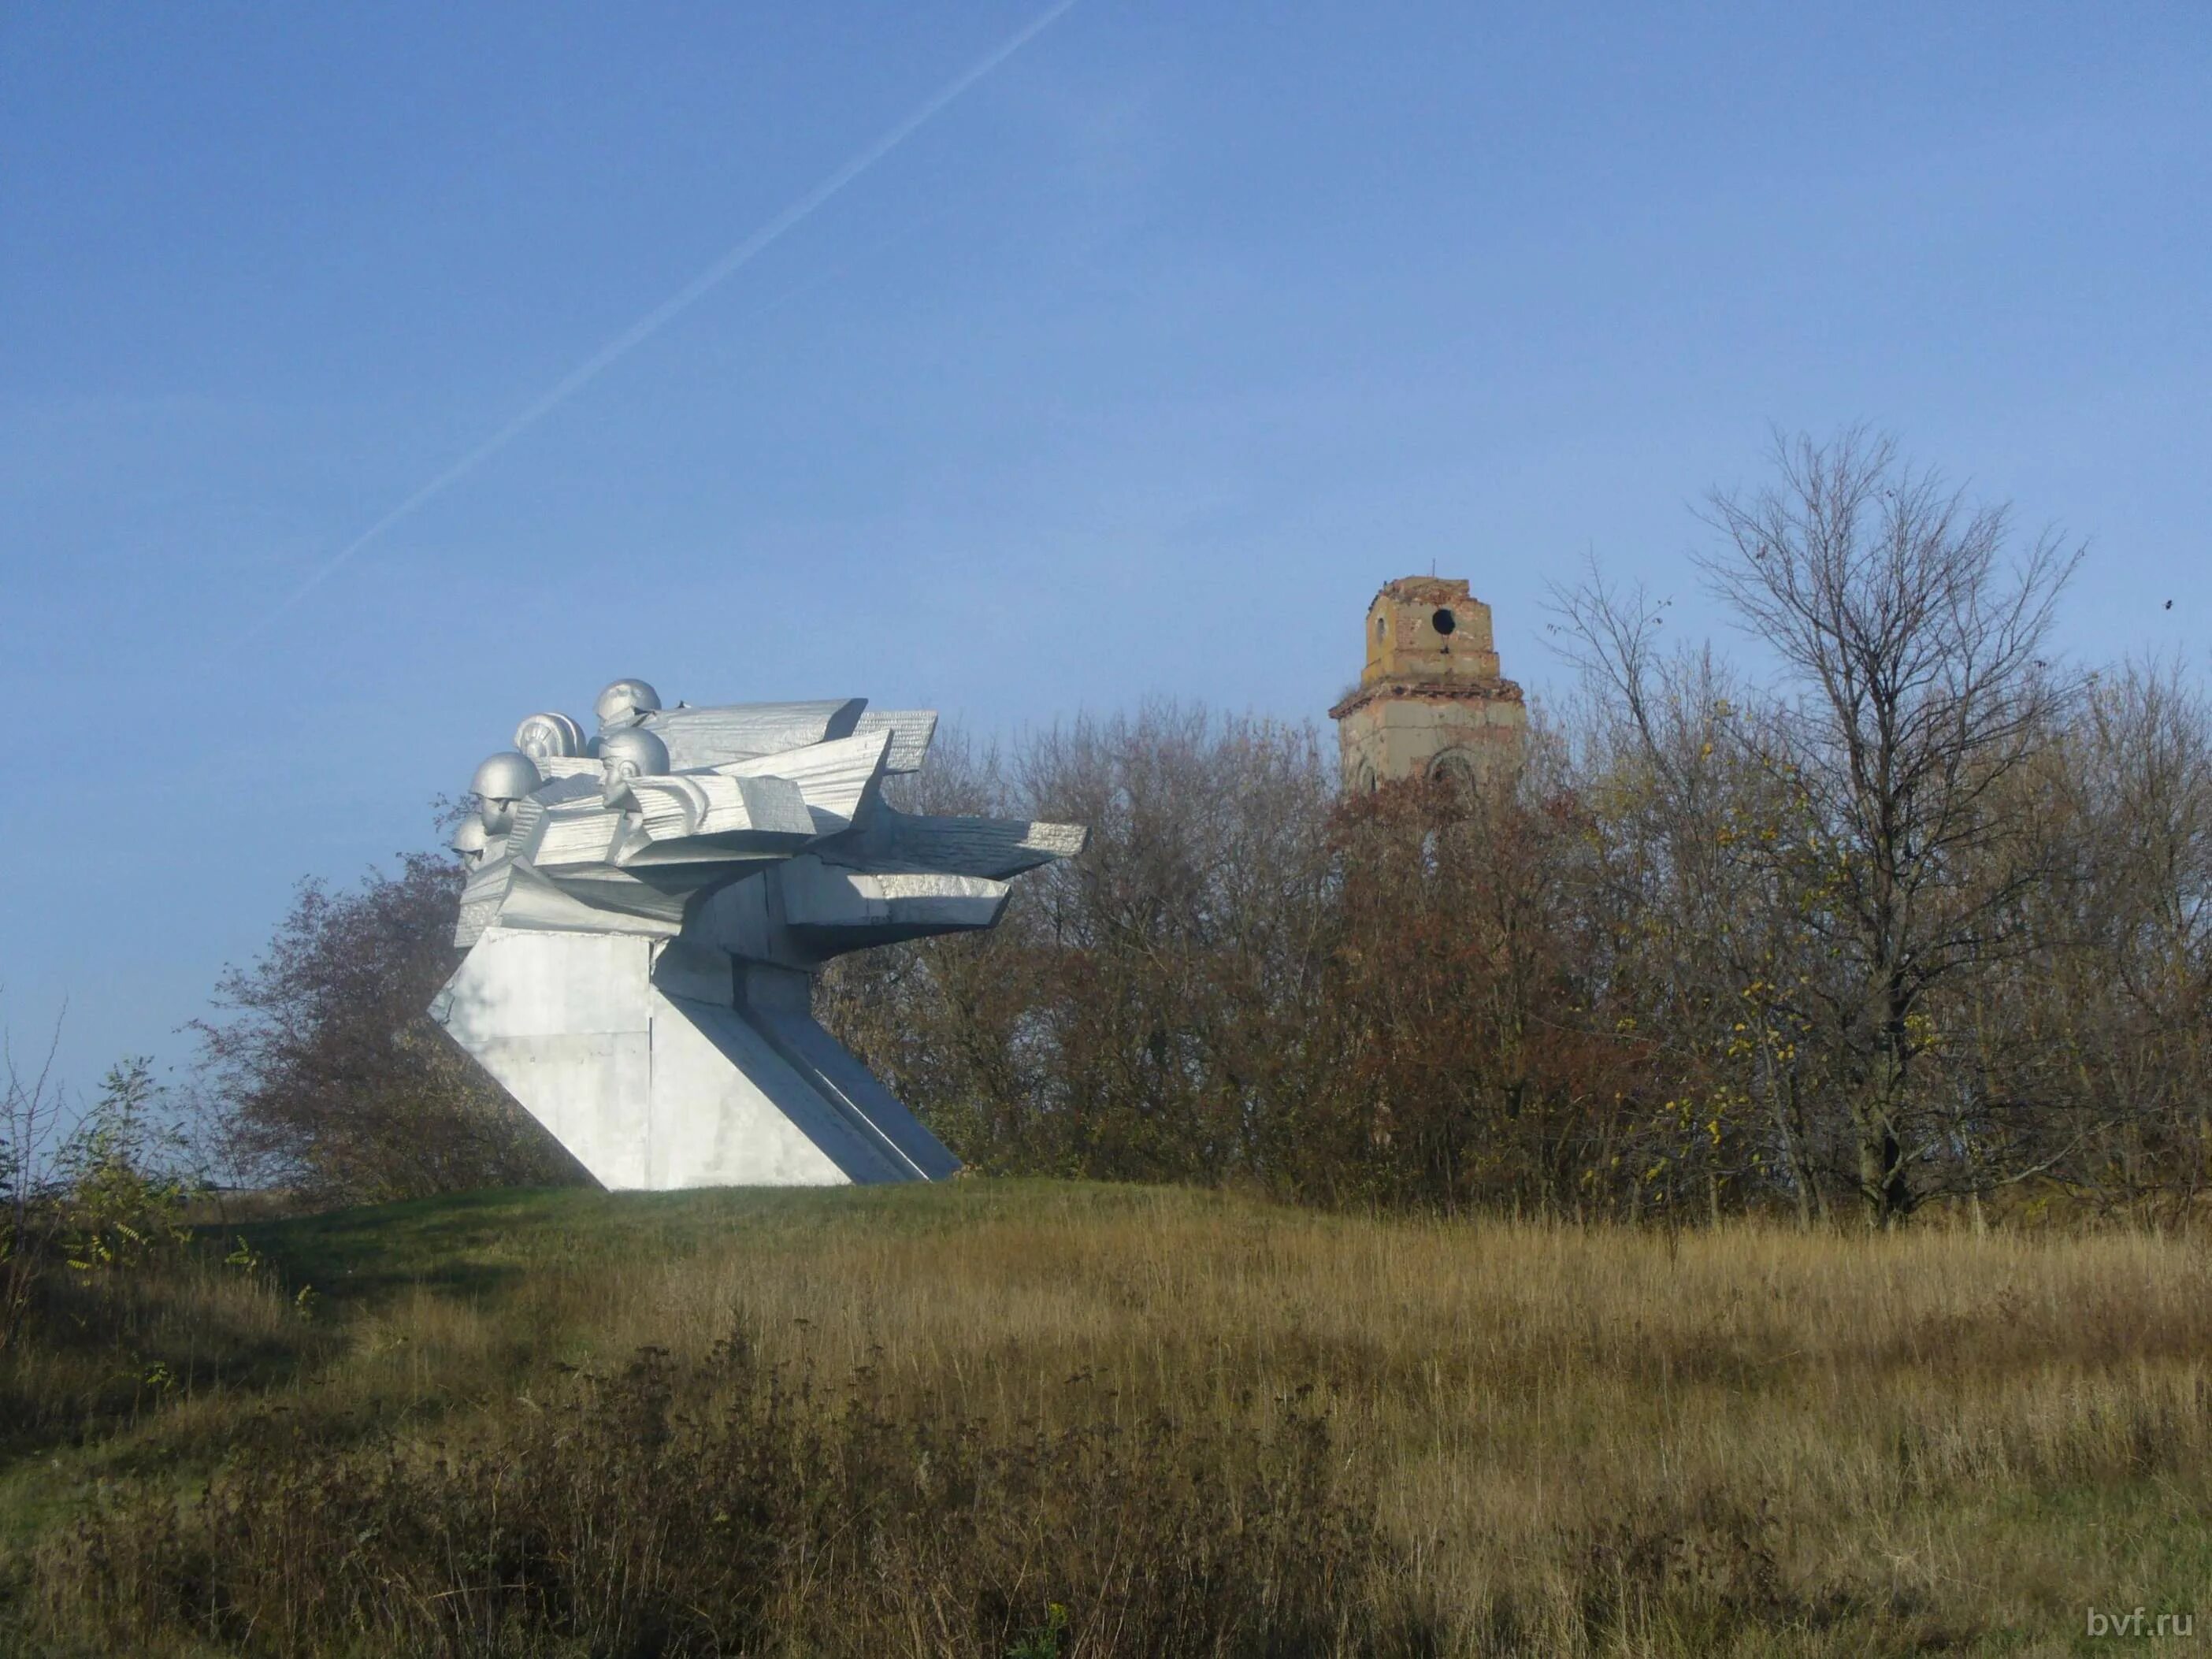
xmin=1329 ymin=577 xmax=1527 ymax=792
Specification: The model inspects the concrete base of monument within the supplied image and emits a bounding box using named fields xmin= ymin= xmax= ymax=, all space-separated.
xmin=430 ymin=928 xmax=958 ymax=1190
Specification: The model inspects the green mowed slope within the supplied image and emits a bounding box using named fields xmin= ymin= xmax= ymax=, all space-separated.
xmin=215 ymin=1178 xmax=1108 ymax=1305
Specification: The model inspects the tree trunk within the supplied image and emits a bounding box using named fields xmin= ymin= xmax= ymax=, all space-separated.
xmin=1857 ymin=1056 xmax=1913 ymax=1227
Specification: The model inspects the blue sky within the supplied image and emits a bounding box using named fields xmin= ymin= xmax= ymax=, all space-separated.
xmin=3 ymin=2 xmax=2207 ymax=1104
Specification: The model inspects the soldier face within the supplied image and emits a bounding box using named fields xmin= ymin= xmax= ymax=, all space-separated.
xmin=604 ymin=759 xmax=644 ymax=806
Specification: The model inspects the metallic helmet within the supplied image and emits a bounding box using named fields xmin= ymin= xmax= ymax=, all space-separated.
xmin=471 ymin=750 xmax=542 ymax=836
xmin=513 ymin=711 xmax=586 ymax=760
xmin=471 ymin=750 xmax=542 ymax=802
xmin=595 ymin=678 xmax=662 ymax=729
xmin=449 ymin=817 xmax=489 ymax=866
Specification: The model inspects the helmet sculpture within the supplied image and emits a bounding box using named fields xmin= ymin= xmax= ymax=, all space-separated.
xmin=449 ymin=816 xmax=490 ymax=867
xmin=597 ymin=726 xmax=670 ymax=804
xmin=595 ymin=678 xmax=662 ymax=731
xmin=471 ymin=750 xmax=542 ymax=836
xmin=514 ymin=711 xmax=586 ymax=760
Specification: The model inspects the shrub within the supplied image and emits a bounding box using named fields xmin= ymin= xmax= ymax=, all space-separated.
xmin=38 ymin=1336 xmax=1415 ymax=1657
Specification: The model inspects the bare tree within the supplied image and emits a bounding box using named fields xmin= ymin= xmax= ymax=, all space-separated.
xmin=823 ymin=707 xmax=1340 ymax=1186
xmin=1014 ymin=704 xmax=1338 ymax=1183
xmin=1698 ymin=427 xmax=2082 ymax=1223
xmin=1550 ymin=571 xmax=1838 ymax=1223
xmin=195 ymin=854 xmax=581 ymax=1203
xmin=2010 ymin=661 xmax=2212 ymax=1208
xmin=815 ymin=729 xmax=1052 ymax=1169
xmin=1 ymin=1000 xmax=68 ymax=1349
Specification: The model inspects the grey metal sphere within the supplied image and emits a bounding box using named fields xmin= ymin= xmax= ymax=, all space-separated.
xmin=595 ymin=678 xmax=662 ymax=729
xmin=471 ymin=751 xmax=542 ymax=803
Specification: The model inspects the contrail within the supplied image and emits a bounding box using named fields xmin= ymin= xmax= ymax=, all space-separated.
xmin=244 ymin=1 xmax=1075 ymax=639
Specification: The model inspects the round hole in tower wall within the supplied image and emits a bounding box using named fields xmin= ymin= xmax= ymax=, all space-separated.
xmin=1432 ymin=608 xmax=1457 ymax=635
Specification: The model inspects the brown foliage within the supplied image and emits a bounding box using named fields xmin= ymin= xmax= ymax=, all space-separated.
xmin=193 ymin=852 xmax=580 ymax=1204
xmin=823 ymin=706 xmax=1343 ymax=1188
xmin=815 ymin=655 xmax=2212 ymax=1223
xmin=1305 ymin=775 xmax=1649 ymax=1212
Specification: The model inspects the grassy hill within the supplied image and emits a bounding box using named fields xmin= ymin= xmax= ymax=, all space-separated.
xmin=4 ymin=1179 xmax=2210 ymax=1655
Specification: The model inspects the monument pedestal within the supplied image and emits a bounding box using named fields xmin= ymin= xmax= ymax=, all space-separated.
xmin=432 ymin=927 xmax=957 ymax=1190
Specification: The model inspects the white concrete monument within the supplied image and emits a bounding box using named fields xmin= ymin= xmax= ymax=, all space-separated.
xmin=430 ymin=680 xmax=1086 ymax=1190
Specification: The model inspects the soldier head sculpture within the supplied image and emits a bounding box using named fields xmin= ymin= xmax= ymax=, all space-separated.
xmin=596 ymin=727 xmax=670 ymax=805
xmin=594 ymin=677 xmax=661 ymax=732
xmin=470 ymin=751 xmax=542 ymax=836
xmin=431 ymin=680 xmax=1087 ymax=1193
xmin=449 ymin=816 xmax=490 ymax=870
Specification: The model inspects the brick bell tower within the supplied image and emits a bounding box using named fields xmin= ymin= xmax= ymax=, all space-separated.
xmin=1329 ymin=577 xmax=1528 ymax=793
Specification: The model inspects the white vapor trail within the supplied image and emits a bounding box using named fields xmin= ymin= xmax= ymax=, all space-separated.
xmin=244 ymin=1 xmax=1075 ymax=640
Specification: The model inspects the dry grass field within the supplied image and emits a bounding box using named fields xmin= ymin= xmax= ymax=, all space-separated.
xmin=4 ymin=1180 xmax=2209 ymax=1655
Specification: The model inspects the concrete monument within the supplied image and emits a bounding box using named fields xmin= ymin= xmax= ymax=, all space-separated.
xmin=430 ymin=680 xmax=1086 ymax=1190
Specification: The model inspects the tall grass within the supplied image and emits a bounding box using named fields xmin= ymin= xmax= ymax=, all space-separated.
xmin=0 ymin=1246 xmax=328 ymax=1460
xmin=9 ymin=1182 xmax=2211 ymax=1654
